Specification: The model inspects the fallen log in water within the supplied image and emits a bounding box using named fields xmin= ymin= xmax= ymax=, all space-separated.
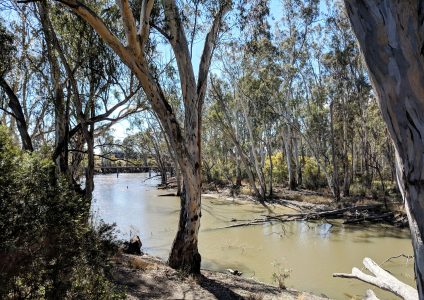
xmin=213 ymin=204 xmax=406 ymax=230
xmin=343 ymin=212 xmax=394 ymax=224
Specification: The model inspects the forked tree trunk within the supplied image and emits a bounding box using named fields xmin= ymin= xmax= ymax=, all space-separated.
xmin=345 ymin=1 xmax=424 ymax=296
xmin=51 ymin=0 xmax=229 ymax=275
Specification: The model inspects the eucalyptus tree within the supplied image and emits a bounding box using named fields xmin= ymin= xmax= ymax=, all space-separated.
xmin=275 ymin=4 xmax=343 ymax=198
xmin=34 ymin=0 xmax=145 ymax=197
xmin=28 ymin=0 xmax=231 ymax=273
xmin=209 ymin=77 xmax=263 ymax=197
xmin=322 ymin=2 xmax=374 ymax=197
xmin=345 ymin=1 xmax=424 ymax=295
xmin=238 ymin=38 xmax=281 ymax=198
xmin=0 ymin=14 xmax=36 ymax=151
xmin=274 ymin=0 xmax=320 ymax=190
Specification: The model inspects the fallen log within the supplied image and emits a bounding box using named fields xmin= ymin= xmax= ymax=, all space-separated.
xmin=333 ymin=257 xmax=418 ymax=300
xmin=343 ymin=212 xmax=394 ymax=224
xmin=212 ymin=204 xmax=403 ymax=230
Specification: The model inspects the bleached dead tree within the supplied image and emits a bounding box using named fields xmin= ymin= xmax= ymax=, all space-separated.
xmin=333 ymin=257 xmax=418 ymax=300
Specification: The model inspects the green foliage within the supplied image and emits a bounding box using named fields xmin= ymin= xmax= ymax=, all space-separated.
xmin=0 ymin=19 xmax=15 ymax=75
xmin=0 ymin=126 xmax=124 ymax=299
xmin=264 ymin=152 xmax=288 ymax=183
xmin=303 ymin=156 xmax=326 ymax=189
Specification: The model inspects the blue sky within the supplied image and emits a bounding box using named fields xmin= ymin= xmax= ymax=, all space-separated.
xmin=0 ymin=0 xmax=320 ymax=141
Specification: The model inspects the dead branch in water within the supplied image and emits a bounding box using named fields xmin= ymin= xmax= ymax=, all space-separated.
xmin=380 ymin=254 xmax=414 ymax=266
xmin=212 ymin=204 xmax=406 ymax=230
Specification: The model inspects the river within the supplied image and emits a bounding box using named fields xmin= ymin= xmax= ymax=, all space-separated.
xmin=92 ymin=173 xmax=415 ymax=299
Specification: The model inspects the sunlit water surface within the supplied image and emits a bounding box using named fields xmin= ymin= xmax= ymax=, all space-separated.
xmin=92 ymin=173 xmax=414 ymax=299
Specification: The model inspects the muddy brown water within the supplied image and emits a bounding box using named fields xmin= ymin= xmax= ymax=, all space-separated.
xmin=92 ymin=173 xmax=415 ymax=299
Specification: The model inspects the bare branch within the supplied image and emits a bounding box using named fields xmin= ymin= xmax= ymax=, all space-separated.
xmin=197 ymin=1 xmax=231 ymax=104
xmin=54 ymin=0 xmax=132 ymax=65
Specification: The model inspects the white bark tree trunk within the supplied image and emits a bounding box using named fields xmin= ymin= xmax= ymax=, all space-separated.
xmin=282 ymin=125 xmax=297 ymax=190
xmin=241 ymin=102 xmax=267 ymax=200
xmin=49 ymin=0 xmax=230 ymax=274
xmin=345 ymin=1 xmax=424 ymax=296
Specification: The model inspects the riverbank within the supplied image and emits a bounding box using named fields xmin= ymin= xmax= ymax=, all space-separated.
xmin=198 ymin=184 xmax=408 ymax=227
xmin=112 ymin=253 xmax=328 ymax=299
xmin=94 ymin=174 xmax=414 ymax=299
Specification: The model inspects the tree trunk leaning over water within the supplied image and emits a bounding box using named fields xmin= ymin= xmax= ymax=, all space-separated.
xmin=45 ymin=0 xmax=230 ymax=274
xmin=345 ymin=1 xmax=424 ymax=296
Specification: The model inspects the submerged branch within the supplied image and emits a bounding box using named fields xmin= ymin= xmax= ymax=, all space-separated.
xmin=211 ymin=204 xmax=405 ymax=230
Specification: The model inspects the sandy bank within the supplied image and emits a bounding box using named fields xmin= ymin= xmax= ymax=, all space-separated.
xmin=112 ymin=254 xmax=329 ymax=300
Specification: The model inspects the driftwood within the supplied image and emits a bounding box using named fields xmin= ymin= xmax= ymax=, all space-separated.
xmin=158 ymin=193 xmax=177 ymax=197
xmin=214 ymin=204 xmax=403 ymax=229
xmin=270 ymin=199 xmax=327 ymax=212
xmin=226 ymin=269 xmax=242 ymax=276
xmin=333 ymin=257 xmax=418 ymax=300
xmin=364 ymin=289 xmax=379 ymax=300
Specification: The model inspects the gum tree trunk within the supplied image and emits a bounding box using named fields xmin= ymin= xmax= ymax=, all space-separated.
xmin=345 ymin=1 xmax=424 ymax=296
xmin=330 ymin=101 xmax=341 ymax=202
xmin=47 ymin=0 xmax=230 ymax=274
xmin=282 ymin=125 xmax=297 ymax=190
xmin=168 ymin=156 xmax=202 ymax=273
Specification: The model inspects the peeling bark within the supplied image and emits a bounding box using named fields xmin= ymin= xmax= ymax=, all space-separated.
xmin=345 ymin=1 xmax=424 ymax=296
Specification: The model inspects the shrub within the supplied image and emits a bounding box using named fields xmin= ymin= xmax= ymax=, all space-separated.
xmin=271 ymin=262 xmax=291 ymax=290
xmin=264 ymin=151 xmax=288 ymax=183
xmin=0 ymin=126 xmax=124 ymax=299
xmin=303 ymin=156 xmax=326 ymax=189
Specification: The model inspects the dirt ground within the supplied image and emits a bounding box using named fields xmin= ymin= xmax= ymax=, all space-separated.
xmin=112 ymin=254 xmax=328 ymax=300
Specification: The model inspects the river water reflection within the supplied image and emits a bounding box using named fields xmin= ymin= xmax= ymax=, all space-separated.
xmin=92 ymin=173 xmax=414 ymax=299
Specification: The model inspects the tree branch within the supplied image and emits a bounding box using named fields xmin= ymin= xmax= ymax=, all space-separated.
xmin=333 ymin=257 xmax=418 ymax=300
xmin=54 ymin=0 xmax=132 ymax=64
xmin=197 ymin=1 xmax=231 ymax=105
xmin=138 ymin=0 xmax=154 ymax=49
xmin=116 ymin=0 xmax=142 ymax=59
xmin=0 ymin=77 xmax=33 ymax=151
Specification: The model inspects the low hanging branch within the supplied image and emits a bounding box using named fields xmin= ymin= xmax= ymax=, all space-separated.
xmin=333 ymin=257 xmax=418 ymax=300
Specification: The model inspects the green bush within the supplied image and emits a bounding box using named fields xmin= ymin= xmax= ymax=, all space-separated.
xmin=303 ymin=156 xmax=326 ymax=189
xmin=0 ymin=126 xmax=124 ymax=299
xmin=264 ymin=152 xmax=288 ymax=183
